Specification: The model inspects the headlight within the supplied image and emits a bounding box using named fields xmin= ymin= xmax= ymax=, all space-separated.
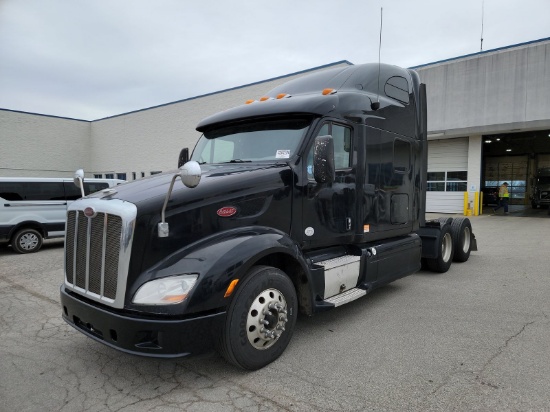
xmin=133 ymin=274 xmax=198 ymax=305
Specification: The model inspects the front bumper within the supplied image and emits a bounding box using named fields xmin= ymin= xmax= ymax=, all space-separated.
xmin=60 ymin=285 xmax=226 ymax=358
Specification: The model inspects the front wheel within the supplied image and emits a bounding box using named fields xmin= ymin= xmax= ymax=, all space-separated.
xmin=12 ymin=228 xmax=43 ymax=254
xmin=218 ymin=266 xmax=297 ymax=370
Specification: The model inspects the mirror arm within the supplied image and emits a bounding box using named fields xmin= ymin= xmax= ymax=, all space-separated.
xmin=158 ymin=172 xmax=180 ymax=238
xmin=76 ymin=177 xmax=85 ymax=198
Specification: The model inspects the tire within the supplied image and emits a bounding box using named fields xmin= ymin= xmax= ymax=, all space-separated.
xmin=12 ymin=228 xmax=43 ymax=254
xmin=450 ymin=217 xmax=472 ymax=262
xmin=218 ymin=265 xmax=297 ymax=370
xmin=426 ymin=223 xmax=454 ymax=273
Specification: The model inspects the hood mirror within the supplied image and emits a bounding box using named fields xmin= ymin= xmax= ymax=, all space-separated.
xmin=158 ymin=161 xmax=202 ymax=238
xmin=73 ymin=169 xmax=86 ymax=198
xmin=180 ymin=161 xmax=201 ymax=188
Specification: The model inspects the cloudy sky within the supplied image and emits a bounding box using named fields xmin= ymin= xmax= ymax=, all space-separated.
xmin=0 ymin=0 xmax=549 ymax=121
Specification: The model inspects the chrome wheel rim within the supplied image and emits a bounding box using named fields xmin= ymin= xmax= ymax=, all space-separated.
xmin=462 ymin=227 xmax=471 ymax=253
xmin=441 ymin=232 xmax=452 ymax=262
xmin=246 ymin=288 xmax=288 ymax=350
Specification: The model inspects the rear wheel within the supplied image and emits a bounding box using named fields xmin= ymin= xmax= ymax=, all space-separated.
xmin=12 ymin=228 xmax=43 ymax=254
xmin=450 ymin=217 xmax=472 ymax=262
xmin=218 ymin=266 xmax=297 ymax=370
xmin=426 ymin=223 xmax=454 ymax=273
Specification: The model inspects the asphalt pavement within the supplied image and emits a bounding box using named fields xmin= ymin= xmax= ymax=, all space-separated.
xmin=1 ymin=213 xmax=549 ymax=411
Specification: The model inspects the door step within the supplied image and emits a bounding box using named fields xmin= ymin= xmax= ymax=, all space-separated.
xmin=324 ymin=287 xmax=367 ymax=307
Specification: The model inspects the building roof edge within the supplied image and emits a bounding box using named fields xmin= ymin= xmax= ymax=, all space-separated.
xmin=409 ymin=37 xmax=550 ymax=70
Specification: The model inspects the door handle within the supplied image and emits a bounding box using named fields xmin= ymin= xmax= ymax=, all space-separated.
xmin=346 ymin=217 xmax=352 ymax=231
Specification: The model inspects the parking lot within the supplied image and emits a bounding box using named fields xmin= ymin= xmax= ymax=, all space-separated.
xmin=1 ymin=214 xmax=549 ymax=412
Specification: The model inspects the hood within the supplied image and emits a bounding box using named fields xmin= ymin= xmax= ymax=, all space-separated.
xmin=83 ymin=162 xmax=294 ymax=276
xmin=89 ymin=162 xmax=290 ymax=211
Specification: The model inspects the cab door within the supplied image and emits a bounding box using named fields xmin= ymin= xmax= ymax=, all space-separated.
xmin=301 ymin=121 xmax=358 ymax=249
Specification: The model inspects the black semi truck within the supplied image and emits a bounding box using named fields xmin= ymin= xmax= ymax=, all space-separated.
xmin=60 ymin=63 xmax=477 ymax=370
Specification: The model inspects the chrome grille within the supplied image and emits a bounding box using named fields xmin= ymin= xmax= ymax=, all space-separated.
xmin=64 ymin=199 xmax=135 ymax=308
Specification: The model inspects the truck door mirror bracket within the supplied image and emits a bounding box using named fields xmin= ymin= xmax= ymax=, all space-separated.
xmin=158 ymin=161 xmax=202 ymax=237
xmin=313 ymin=135 xmax=335 ymax=184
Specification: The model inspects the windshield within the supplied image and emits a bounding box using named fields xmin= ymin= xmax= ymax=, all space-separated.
xmin=191 ymin=118 xmax=311 ymax=164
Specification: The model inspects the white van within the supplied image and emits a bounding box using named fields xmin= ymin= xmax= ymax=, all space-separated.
xmin=0 ymin=177 xmax=125 ymax=253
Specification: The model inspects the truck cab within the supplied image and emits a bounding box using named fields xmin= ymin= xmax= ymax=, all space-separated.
xmin=60 ymin=63 xmax=476 ymax=370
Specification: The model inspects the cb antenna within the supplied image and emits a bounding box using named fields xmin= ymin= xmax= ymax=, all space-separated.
xmin=479 ymin=0 xmax=485 ymax=51
xmin=371 ymin=7 xmax=383 ymax=111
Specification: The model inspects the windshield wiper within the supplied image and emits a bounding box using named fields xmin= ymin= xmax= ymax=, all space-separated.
xmin=226 ymin=159 xmax=252 ymax=163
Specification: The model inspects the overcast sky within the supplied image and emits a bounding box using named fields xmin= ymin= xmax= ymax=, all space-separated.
xmin=0 ymin=0 xmax=549 ymax=121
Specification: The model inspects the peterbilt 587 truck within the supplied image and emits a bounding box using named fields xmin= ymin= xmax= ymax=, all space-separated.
xmin=60 ymin=63 xmax=477 ymax=370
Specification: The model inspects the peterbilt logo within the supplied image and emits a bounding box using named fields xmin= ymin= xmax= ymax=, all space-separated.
xmin=83 ymin=207 xmax=97 ymax=218
xmin=217 ymin=206 xmax=237 ymax=217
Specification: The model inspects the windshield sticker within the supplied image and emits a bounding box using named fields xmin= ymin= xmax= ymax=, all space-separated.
xmin=276 ymin=150 xmax=291 ymax=159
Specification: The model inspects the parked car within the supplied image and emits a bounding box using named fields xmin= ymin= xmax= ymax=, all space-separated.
xmin=0 ymin=176 xmax=125 ymax=253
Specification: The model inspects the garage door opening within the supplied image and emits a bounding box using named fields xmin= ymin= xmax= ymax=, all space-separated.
xmin=481 ymin=129 xmax=550 ymax=216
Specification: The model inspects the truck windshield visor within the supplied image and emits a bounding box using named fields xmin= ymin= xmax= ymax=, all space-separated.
xmin=191 ymin=118 xmax=311 ymax=164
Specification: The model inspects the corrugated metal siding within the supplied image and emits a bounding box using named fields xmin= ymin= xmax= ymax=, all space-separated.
xmin=426 ymin=138 xmax=468 ymax=213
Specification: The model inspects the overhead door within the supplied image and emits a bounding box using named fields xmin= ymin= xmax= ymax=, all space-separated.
xmin=426 ymin=138 xmax=468 ymax=213
xmin=484 ymin=156 xmax=528 ymax=205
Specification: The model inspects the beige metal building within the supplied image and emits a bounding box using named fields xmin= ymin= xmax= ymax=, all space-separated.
xmin=1 ymin=38 xmax=549 ymax=213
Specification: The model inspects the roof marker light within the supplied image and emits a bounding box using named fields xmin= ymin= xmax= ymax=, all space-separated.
xmin=259 ymin=96 xmax=270 ymax=101
xmin=322 ymin=88 xmax=336 ymax=95
xmin=245 ymin=99 xmax=255 ymax=104
xmin=276 ymin=93 xmax=290 ymax=99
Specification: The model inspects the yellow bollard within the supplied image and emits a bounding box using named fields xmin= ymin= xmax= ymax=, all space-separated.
xmin=473 ymin=192 xmax=480 ymax=216
xmin=480 ymin=191 xmax=484 ymax=215
xmin=463 ymin=192 xmax=469 ymax=216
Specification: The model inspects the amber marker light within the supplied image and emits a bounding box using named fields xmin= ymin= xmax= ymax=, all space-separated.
xmin=245 ymin=99 xmax=255 ymax=104
xmin=224 ymin=279 xmax=239 ymax=297
xmin=259 ymin=96 xmax=270 ymax=101
xmin=161 ymin=294 xmax=189 ymax=303
xmin=276 ymin=93 xmax=289 ymax=99
xmin=322 ymin=88 xmax=336 ymax=95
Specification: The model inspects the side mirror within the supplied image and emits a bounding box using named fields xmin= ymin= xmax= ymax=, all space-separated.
xmin=313 ymin=135 xmax=335 ymax=184
xmin=73 ymin=169 xmax=86 ymax=198
xmin=178 ymin=148 xmax=189 ymax=168
xmin=73 ymin=169 xmax=84 ymax=188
